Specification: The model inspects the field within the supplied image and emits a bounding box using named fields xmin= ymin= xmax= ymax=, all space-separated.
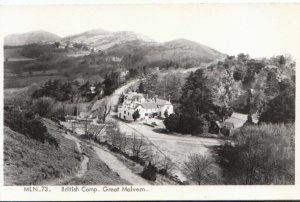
xmin=117 ymin=119 xmax=223 ymax=181
xmin=226 ymin=112 xmax=258 ymax=128
xmin=4 ymin=47 xmax=35 ymax=61
xmin=4 ymin=75 xmax=65 ymax=89
xmin=66 ymin=51 xmax=90 ymax=57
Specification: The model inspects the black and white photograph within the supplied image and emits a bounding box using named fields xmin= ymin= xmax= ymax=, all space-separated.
xmin=0 ymin=2 xmax=299 ymax=201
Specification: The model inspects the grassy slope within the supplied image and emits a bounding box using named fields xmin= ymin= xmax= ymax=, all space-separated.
xmin=63 ymin=143 xmax=129 ymax=185
xmin=4 ymin=118 xmax=130 ymax=185
xmin=4 ymin=75 xmax=66 ymax=89
xmin=4 ymin=123 xmax=82 ymax=185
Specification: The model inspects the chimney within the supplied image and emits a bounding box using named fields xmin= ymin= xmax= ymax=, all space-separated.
xmin=154 ymin=95 xmax=157 ymax=103
xmin=168 ymin=95 xmax=171 ymax=102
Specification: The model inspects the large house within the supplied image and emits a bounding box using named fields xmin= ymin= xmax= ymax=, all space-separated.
xmin=118 ymin=92 xmax=174 ymax=121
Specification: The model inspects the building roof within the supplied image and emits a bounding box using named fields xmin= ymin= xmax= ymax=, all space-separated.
xmin=140 ymin=102 xmax=158 ymax=109
xmin=155 ymin=98 xmax=171 ymax=106
xmin=126 ymin=92 xmax=144 ymax=100
xmin=123 ymin=92 xmax=172 ymax=110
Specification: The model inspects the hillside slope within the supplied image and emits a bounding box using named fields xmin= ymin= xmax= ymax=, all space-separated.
xmin=4 ymin=30 xmax=61 ymax=46
xmin=3 ymin=118 xmax=129 ymax=185
xmin=63 ymin=29 xmax=155 ymax=50
xmin=4 ymin=124 xmax=81 ymax=185
xmin=4 ymin=29 xmax=225 ymax=90
xmin=204 ymin=54 xmax=296 ymax=113
xmin=64 ymin=29 xmax=225 ymax=66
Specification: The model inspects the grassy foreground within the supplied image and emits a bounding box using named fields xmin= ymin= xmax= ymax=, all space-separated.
xmin=4 ymin=122 xmax=82 ymax=185
xmin=63 ymin=143 xmax=129 ymax=185
xmin=4 ymin=118 xmax=131 ymax=185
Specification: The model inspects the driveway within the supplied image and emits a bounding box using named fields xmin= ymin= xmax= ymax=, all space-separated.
xmin=117 ymin=120 xmax=223 ymax=181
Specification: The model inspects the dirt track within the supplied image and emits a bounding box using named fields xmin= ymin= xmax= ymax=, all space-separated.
xmin=39 ymin=131 xmax=89 ymax=185
xmin=92 ymin=146 xmax=150 ymax=185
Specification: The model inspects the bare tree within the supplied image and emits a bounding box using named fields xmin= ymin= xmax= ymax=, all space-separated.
xmin=81 ymin=114 xmax=109 ymax=142
xmin=158 ymin=157 xmax=175 ymax=176
xmin=183 ymin=153 xmax=222 ymax=185
xmin=105 ymin=121 xmax=126 ymax=150
xmin=87 ymin=124 xmax=107 ymax=142
xmin=82 ymin=117 xmax=90 ymax=136
xmin=93 ymin=98 xmax=111 ymax=123
xmin=130 ymin=132 xmax=147 ymax=159
xmin=117 ymin=135 xmax=128 ymax=153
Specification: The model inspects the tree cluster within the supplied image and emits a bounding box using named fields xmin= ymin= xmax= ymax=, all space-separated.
xmin=183 ymin=153 xmax=222 ymax=185
xmin=216 ymin=123 xmax=294 ymax=184
xmin=138 ymin=71 xmax=186 ymax=103
xmin=259 ymin=78 xmax=295 ymax=124
xmin=164 ymin=69 xmax=233 ymax=135
xmin=32 ymin=79 xmax=104 ymax=103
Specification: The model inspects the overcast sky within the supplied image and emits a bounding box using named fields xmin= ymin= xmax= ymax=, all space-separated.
xmin=1 ymin=4 xmax=300 ymax=58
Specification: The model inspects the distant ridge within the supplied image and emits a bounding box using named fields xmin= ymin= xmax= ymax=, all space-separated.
xmin=4 ymin=30 xmax=61 ymax=46
xmin=61 ymin=28 xmax=225 ymax=63
xmin=62 ymin=29 xmax=156 ymax=50
xmin=5 ymin=28 xmax=225 ymax=63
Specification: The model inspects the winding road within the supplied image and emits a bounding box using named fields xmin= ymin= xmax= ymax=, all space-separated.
xmin=66 ymin=130 xmax=150 ymax=185
xmin=92 ymin=146 xmax=150 ymax=185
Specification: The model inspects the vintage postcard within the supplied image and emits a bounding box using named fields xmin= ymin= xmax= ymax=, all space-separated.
xmin=0 ymin=1 xmax=299 ymax=201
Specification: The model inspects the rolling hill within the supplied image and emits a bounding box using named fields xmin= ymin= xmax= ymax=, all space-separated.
xmin=4 ymin=28 xmax=225 ymax=65
xmin=4 ymin=29 xmax=226 ymax=89
xmin=62 ymin=29 xmax=155 ymax=50
xmin=4 ymin=30 xmax=61 ymax=46
xmin=63 ymin=29 xmax=225 ymax=65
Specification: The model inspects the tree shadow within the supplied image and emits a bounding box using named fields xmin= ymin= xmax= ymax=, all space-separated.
xmin=152 ymin=128 xmax=170 ymax=134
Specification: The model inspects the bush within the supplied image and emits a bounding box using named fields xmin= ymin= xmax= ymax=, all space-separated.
xmin=164 ymin=113 xmax=209 ymax=135
xmin=32 ymin=97 xmax=55 ymax=117
xmin=4 ymin=108 xmax=58 ymax=147
xmin=217 ymin=123 xmax=294 ymax=184
xmin=233 ymin=68 xmax=245 ymax=81
xmin=132 ymin=109 xmax=140 ymax=121
xmin=183 ymin=153 xmax=222 ymax=185
xmin=164 ymin=113 xmax=180 ymax=132
xmin=259 ymin=79 xmax=295 ymax=124
xmin=141 ymin=162 xmax=157 ymax=181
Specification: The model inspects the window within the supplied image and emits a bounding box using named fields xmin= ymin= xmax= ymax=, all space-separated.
xmin=128 ymin=112 xmax=130 ymax=115
xmin=145 ymin=113 xmax=148 ymax=116
xmin=124 ymin=111 xmax=126 ymax=114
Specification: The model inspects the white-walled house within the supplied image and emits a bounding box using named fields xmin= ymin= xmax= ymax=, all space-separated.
xmin=118 ymin=92 xmax=174 ymax=121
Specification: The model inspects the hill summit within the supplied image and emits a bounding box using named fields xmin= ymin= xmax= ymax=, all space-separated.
xmin=4 ymin=30 xmax=61 ymax=46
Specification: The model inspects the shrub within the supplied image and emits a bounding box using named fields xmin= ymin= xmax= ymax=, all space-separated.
xmin=163 ymin=110 xmax=169 ymax=118
xmin=132 ymin=109 xmax=140 ymax=121
xmin=164 ymin=113 xmax=209 ymax=135
xmin=32 ymin=97 xmax=55 ymax=117
xmin=217 ymin=123 xmax=294 ymax=184
xmin=163 ymin=113 xmax=180 ymax=132
xmin=233 ymin=68 xmax=245 ymax=81
xmin=4 ymin=108 xmax=58 ymax=147
xmin=141 ymin=162 xmax=157 ymax=181
xmin=183 ymin=153 xmax=222 ymax=185
xmin=259 ymin=80 xmax=295 ymax=124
